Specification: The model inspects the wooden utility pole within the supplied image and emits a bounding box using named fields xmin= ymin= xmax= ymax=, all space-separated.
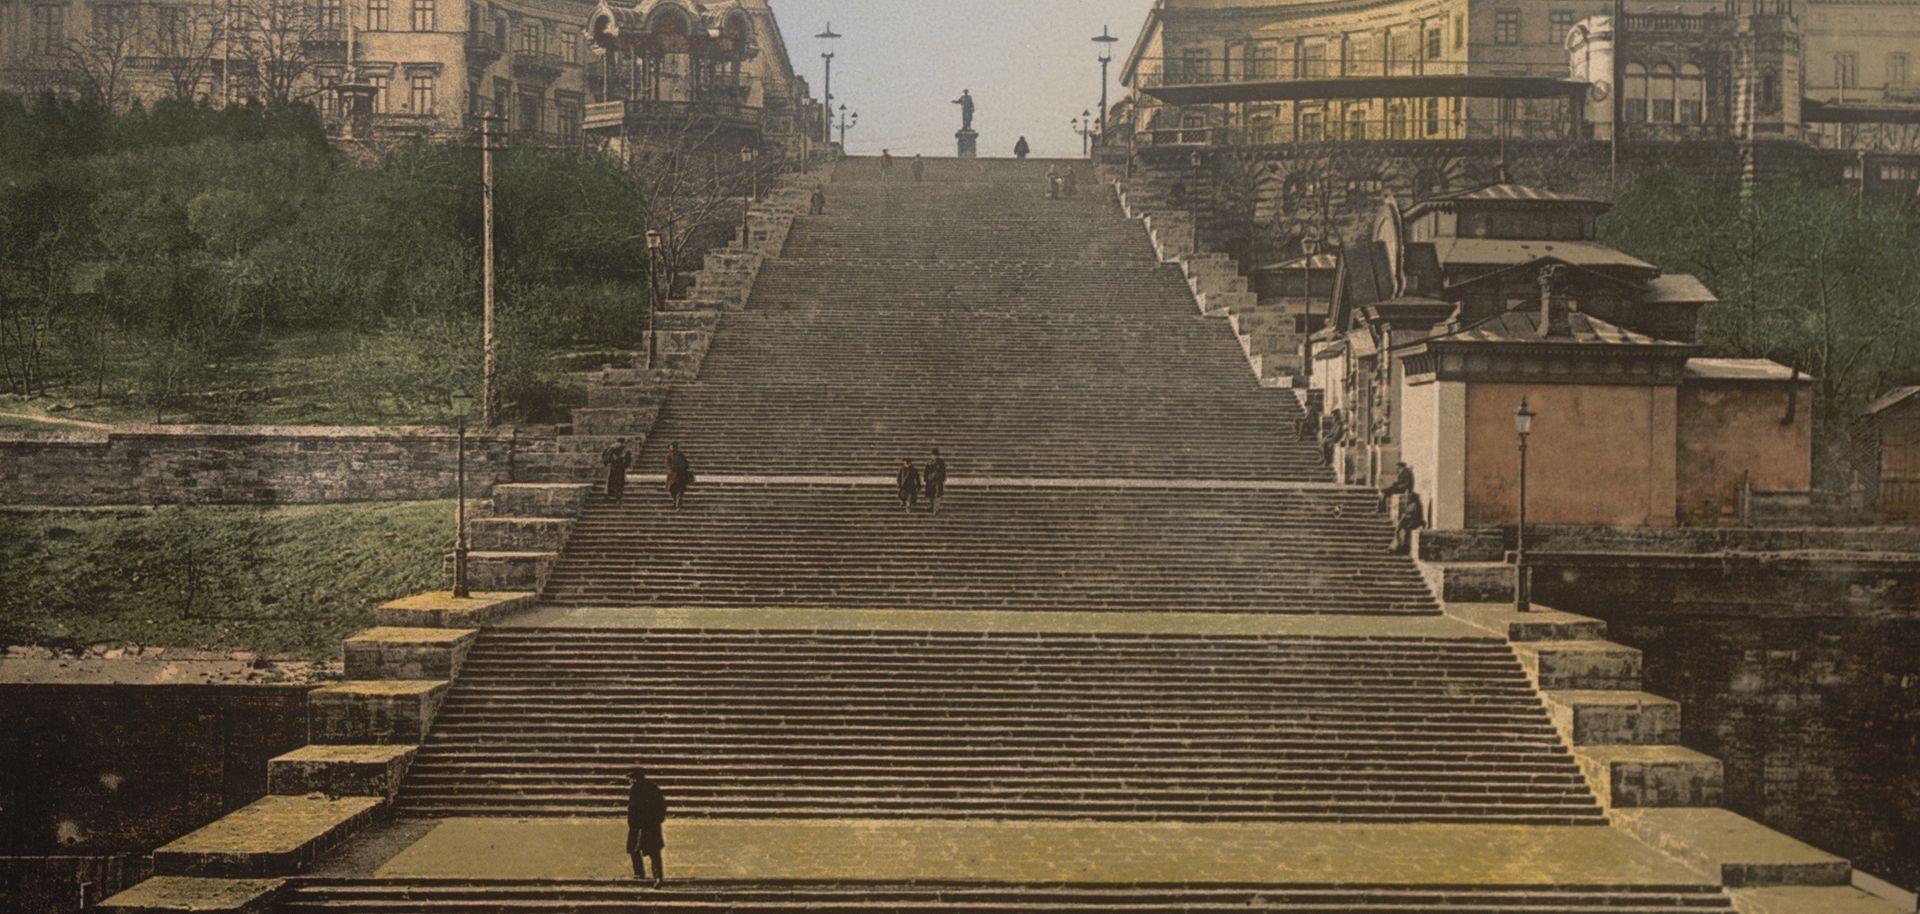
xmin=1611 ymin=0 xmax=1626 ymax=191
xmin=481 ymin=114 xmax=504 ymax=427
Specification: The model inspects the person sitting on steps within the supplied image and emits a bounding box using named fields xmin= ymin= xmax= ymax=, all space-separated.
xmin=924 ymin=448 xmax=948 ymax=514
xmin=1378 ymin=462 xmax=1415 ymax=514
xmin=1391 ymin=491 xmax=1427 ymax=556
xmin=626 ymin=768 xmax=668 ymax=887
xmin=897 ymin=459 xmax=922 ymax=512
xmin=665 ymin=443 xmax=694 ymax=510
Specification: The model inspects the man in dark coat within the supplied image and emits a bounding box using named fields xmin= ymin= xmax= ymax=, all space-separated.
xmin=1014 ymin=136 xmax=1031 ymax=159
xmin=912 ymin=154 xmax=926 ymax=183
xmin=1378 ymin=461 xmax=1414 ymax=514
xmin=601 ymin=439 xmax=633 ymax=503
xmin=897 ymin=459 xmax=922 ymax=512
xmin=665 ymin=443 xmax=693 ymax=510
xmin=1391 ymin=492 xmax=1427 ymax=555
xmin=626 ymin=768 xmax=668 ymax=886
xmin=924 ymin=448 xmax=948 ymax=514
xmin=809 ymin=186 xmax=827 ymax=215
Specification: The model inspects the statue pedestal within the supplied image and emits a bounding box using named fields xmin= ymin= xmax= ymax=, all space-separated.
xmin=955 ymin=129 xmax=978 ymax=159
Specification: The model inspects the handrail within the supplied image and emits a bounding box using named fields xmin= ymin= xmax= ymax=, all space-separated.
xmin=1131 ymin=55 xmax=1570 ymax=89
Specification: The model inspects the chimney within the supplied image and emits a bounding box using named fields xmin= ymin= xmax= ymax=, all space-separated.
xmin=1537 ymin=264 xmax=1574 ymax=338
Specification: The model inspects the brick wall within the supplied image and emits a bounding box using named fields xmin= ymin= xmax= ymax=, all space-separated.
xmin=1533 ymin=553 xmax=1920 ymax=890
xmin=0 ymin=426 xmax=547 ymax=506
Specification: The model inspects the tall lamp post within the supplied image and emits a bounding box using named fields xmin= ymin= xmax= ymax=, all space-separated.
xmin=644 ymin=229 xmax=662 ymax=371
xmin=1072 ymin=110 xmax=1093 ymax=157
xmin=739 ymin=145 xmax=756 ymax=248
xmin=1513 ymin=398 xmax=1537 ymax=612
xmin=449 ymin=388 xmax=477 ymax=599
xmin=816 ymin=23 xmax=841 ymax=146
xmin=837 ymin=104 xmax=858 ymax=149
xmin=1093 ymin=25 xmax=1120 ymax=138
xmin=478 ymin=114 xmax=506 ymax=428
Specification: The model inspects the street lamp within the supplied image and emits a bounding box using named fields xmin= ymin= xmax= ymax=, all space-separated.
xmin=449 ymin=388 xmax=477 ymax=599
xmin=644 ymin=228 xmax=663 ymax=371
xmin=816 ymin=23 xmax=841 ymax=146
xmin=1513 ymin=398 xmax=1537 ymax=612
xmin=1093 ymin=25 xmax=1120 ymax=138
xmin=1072 ymin=109 xmax=1093 ymax=157
xmin=837 ymin=104 xmax=858 ymax=149
xmin=739 ymin=145 xmax=756 ymax=248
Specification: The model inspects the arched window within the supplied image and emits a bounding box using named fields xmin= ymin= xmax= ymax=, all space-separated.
xmin=1624 ymin=62 xmax=1648 ymax=122
xmin=646 ymin=5 xmax=690 ymax=36
xmin=1679 ymin=64 xmax=1705 ymax=124
xmin=1650 ymin=63 xmax=1677 ymax=122
xmin=1757 ymin=65 xmax=1782 ymax=115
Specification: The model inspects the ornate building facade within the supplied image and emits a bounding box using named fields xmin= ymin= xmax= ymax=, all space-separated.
xmin=0 ymin=0 xmax=813 ymax=153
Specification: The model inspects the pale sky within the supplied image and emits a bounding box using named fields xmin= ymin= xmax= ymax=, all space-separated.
xmin=768 ymin=0 xmax=1157 ymax=158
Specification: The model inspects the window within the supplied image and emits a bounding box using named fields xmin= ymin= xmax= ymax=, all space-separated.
xmin=318 ymin=0 xmax=342 ymax=28
xmin=316 ymin=71 xmax=340 ymax=116
xmin=1300 ymin=108 xmax=1324 ymax=142
xmin=1300 ymin=41 xmax=1327 ymax=78
xmin=1245 ymin=42 xmax=1277 ymax=79
xmin=366 ymin=74 xmax=390 ymax=112
xmin=30 ymin=5 xmax=64 ymax=56
xmin=1388 ymin=30 xmax=1412 ymax=75
xmin=1495 ymin=10 xmax=1520 ymax=45
xmin=522 ymin=23 xmax=539 ymax=52
xmin=409 ymin=72 xmax=434 ymax=114
xmin=1346 ymin=103 xmax=1368 ymax=140
xmin=1835 ymin=52 xmax=1858 ymax=89
xmin=1892 ymin=53 xmax=1911 ymax=88
xmin=1179 ymin=47 xmax=1208 ymax=83
xmin=494 ymin=77 xmax=512 ymax=120
xmin=1424 ymin=97 xmax=1442 ymax=135
xmin=1650 ymin=64 xmax=1676 ymax=122
xmin=561 ymin=32 xmax=577 ymax=64
xmin=1679 ymin=63 xmax=1705 ymax=123
xmin=1881 ymin=163 xmax=1920 ymax=182
xmin=1343 ymin=34 xmax=1372 ymax=77
xmin=1423 ymin=25 xmax=1442 ymax=61
xmin=1552 ymin=10 xmax=1580 ymax=42
xmin=367 ymin=0 xmax=387 ymax=30
xmin=410 ymin=0 xmax=433 ymax=32
xmin=558 ymin=101 xmax=580 ymax=139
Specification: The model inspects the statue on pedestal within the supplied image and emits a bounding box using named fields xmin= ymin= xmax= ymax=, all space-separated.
xmin=952 ymin=90 xmax=975 ymax=131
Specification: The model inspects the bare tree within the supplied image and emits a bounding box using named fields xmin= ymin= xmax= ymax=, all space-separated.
xmin=59 ymin=1 xmax=150 ymax=110
xmin=622 ymin=117 xmax=770 ymax=296
xmin=230 ymin=0 xmax=318 ymax=107
xmin=151 ymin=1 xmax=226 ymax=102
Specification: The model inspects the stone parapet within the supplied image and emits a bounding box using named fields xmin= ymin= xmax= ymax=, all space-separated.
xmin=372 ymin=592 xmax=535 ymax=629
xmin=307 ymin=681 xmax=449 ymax=745
xmin=97 ymin=876 xmax=286 ymax=914
xmin=267 ymin=744 xmax=417 ymax=799
xmin=343 ymin=627 xmax=480 ymax=680
xmin=477 ymin=484 xmax=592 ymax=519
xmin=150 ymin=795 xmax=383 ymax=877
xmin=1612 ymin=808 xmax=1853 ymax=888
xmin=1576 ymin=744 xmax=1725 ymax=808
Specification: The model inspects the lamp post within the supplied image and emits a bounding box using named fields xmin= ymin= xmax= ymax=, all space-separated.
xmin=449 ymin=388 xmax=477 ymax=599
xmin=1513 ymin=398 xmax=1536 ymax=612
xmin=644 ymin=228 xmax=662 ymax=371
xmin=478 ymin=114 xmax=506 ymax=428
xmin=1093 ymin=25 xmax=1120 ymax=138
xmin=740 ymin=145 xmax=756 ymax=248
xmin=837 ymin=104 xmax=858 ymax=149
xmin=816 ymin=23 xmax=840 ymax=146
xmin=1072 ymin=110 xmax=1093 ymax=157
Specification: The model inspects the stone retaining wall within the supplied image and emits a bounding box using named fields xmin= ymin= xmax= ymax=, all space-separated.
xmin=1530 ymin=553 xmax=1920 ymax=890
xmin=0 ymin=426 xmax=548 ymax=506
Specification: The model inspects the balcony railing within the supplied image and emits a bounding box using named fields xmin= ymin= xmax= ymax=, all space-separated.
xmin=1133 ymin=55 xmax=1480 ymax=90
xmin=466 ymin=30 xmax=502 ymax=63
xmin=510 ymin=49 xmax=566 ymax=80
xmin=1136 ymin=115 xmax=1577 ymax=148
xmin=583 ymin=98 xmax=762 ymax=134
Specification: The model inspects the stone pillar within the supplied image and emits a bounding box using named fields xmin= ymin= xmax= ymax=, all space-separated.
xmin=955 ymin=129 xmax=978 ymax=158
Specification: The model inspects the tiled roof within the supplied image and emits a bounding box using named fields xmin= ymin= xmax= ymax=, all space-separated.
xmin=1867 ymin=386 xmax=1920 ymax=417
xmin=1685 ymin=358 xmax=1808 ymax=382
xmin=1434 ymin=239 xmax=1656 ymax=273
xmin=1439 ymin=309 xmax=1685 ymax=348
xmin=1643 ymin=273 xmax=1719 ymax=305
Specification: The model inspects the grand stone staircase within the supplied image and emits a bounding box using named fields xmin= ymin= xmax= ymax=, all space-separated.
xmin=395 ymin=627 xmax=1599 ymax=823
xmin=239 ymin=158 xmax=1797 ymax=913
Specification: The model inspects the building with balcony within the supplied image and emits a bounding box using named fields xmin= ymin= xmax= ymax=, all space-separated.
xmin=582 ymin=0 xmax=816 ymax=161
xmin=1115 ymin=0 xmax=1920 ymax=191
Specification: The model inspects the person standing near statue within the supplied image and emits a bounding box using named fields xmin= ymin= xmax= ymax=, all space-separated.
xmin=912 ymin=154 xmax=926 ymax=183
xmin=626 ymin=768 xmax=668 ymax=887
xmin=601 ymin=438 xmax=633 ymax=503
xmin=1046 ymin=165 xmax=1060 ymax=199
xmin=880 ymin=149 xmax=894 ymax=182
xmin=953 ymin=89 xmax=975 ymax=131
xmin=1014 ymin=136 xmax=1031 ymax=160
